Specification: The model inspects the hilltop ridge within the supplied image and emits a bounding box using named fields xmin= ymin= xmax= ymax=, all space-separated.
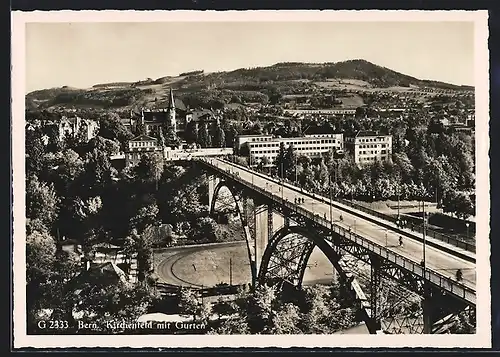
xmin=26 ymin=59 xmax=473 ymax=112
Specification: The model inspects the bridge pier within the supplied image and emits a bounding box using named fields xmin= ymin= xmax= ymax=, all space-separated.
xmin=422 ymin=282 xmax=433 ymax=334
xmin=207 ymin=174 xmax=220 ymax=210
xmin=253 ymin=203 xmax=286 ymax=287
xmin=369 ymin=254 xmax=383 ymax=332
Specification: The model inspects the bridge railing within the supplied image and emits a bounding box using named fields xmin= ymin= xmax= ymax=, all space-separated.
xmin=198 ymin=158 xmax=476 ymax=306
xmin=335 ymin=198 xmax=476 ymax=253
xmin=214 ymin=157 xmax=476 ymax=254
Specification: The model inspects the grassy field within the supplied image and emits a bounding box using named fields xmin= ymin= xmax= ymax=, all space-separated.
xmin=155 ymin=241 xmax=334 ymax=288
xmin=352 ymin=199 xmax=439 ymax=214
xmin=170 ymin=243 xmax=252 ymax=286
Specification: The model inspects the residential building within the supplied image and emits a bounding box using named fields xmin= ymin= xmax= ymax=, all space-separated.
xmin=125 ymin=134 xmax=163 ymax=167
xmin=138 ymin=88 xmax=177 ymax=135
xmin=184 ymin=108 xmax=221 ymax=132
xmin=58 ymin=116 xmax=100 ymax=142
xmin=123 ymin=89 xmax=222 ymax=137
xmin=284 ymin=108 xmax=357 ymax=117
xmin=344 ymin=131 xmax=392 ymax=165
xmin=236 ymin=133 xmax=344 ymax=165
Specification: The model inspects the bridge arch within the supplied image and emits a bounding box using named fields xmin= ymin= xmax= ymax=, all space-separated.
xmin=209 ymin=180 xmax=257 ymax=281
xmin=257 ymin=225 xmax=343 ymax=289
xmin=257 ymin=224 xmax=376 ymax=331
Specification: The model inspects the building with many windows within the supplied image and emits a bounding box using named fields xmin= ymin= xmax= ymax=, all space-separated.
xmin=344 ymin=130 xmax=392 ymax=165
xmin=125 ymin=134 xmax=164 ymax=167
xmin=236 ymin=133 xmax=344 ymax=165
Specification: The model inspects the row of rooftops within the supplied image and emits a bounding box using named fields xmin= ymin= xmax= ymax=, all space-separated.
xmin=237 ymin=130 xmax=386 ymax=139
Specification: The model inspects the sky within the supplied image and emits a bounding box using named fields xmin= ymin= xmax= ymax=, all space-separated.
xmin=25 ymin=21 xmax=475 ymax=93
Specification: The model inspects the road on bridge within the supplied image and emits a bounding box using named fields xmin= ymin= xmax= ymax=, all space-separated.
xmin=205 ymin=158 xmax=476 ymax=292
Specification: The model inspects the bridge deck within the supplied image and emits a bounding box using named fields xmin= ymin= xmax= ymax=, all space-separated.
xmin=200 ymin=157 xmax=476 ymax=305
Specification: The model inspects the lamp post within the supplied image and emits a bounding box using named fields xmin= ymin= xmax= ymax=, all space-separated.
xmin=397 ymin=183 xmax=401 ymax=221
xmin=385 ymin=229 xmax=388 ymax=247
xmin=329 ymin=174 xmax=333 ymax=233
xmin=466 ymin=222 xmax=470 ymax=240
xmin=295 ymin=152 xmax=298 ymax=184
xmin=280 ymin=162 xmax=284 ymax=203
xmin=422 ymin=199 xmax=427 ymax=275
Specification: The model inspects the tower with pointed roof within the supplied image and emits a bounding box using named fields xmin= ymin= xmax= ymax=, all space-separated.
xmin=167 ymin=88 xmax=176 ymax=132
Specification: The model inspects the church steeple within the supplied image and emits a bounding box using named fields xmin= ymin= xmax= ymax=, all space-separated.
xmin=167 ymin=88 xmax=176 ymax=132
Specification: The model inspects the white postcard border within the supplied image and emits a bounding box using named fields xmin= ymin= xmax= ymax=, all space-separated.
xmin=11 ymin=10 xmax=491 ymax=349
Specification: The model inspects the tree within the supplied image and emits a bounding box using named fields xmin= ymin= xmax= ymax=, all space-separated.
xmin=441 ymin=190 xmax=475 ymax=219
xmin=275 ymin=143 xmax=287 ymax=178
xmin=225 ymin=126 xmax=239 ymax=148
xmin=257 ymin=156 xmax=270 ymax=172
xmin=134 ymin=120 xmax=146 ymax=136
xmin=26 ymin=175 xmax=60 ymax=231
xmin=164 ymin=127 xmax=180 ymax=148
xmin=26 ymin=231 xmax=57 ymax=327
xmin=198 ymin=121 xmax=210 ymax=148
xmin=70 ymin=281 xmax=157 ymax=332
xmin=249 ymin=122 xmax=263 ymax=135
xmin=158 ymin=126 xmax=166 ymax=147
xmin=270 ymin=303 xmax=301 ymax=334
xmin=133 ymin=152 xmax=164 ymax=187
xmin=130 ymin=203 xmax=160 ymax=233
xmin=214 ymin=124 xmax=226 ymax=148
xmin=197 ymin=301 xmax=213 ymax=325
xmin=454 ymin=192 xmax=475 ymax=220
xmin=73 ymin=195 xmax=103 ymax=260
xmin=301 ymin=285 xmax=330 ymax=334
xmin=179 ymin=288 xmax=199 ymax=321
xmin=55 ymin=149 xmax=85 ymax=196
xmin=80 ymin=148 xmax=117 ymax=197
xmin=87 ymin=136 xmax=120 ymax=157
xmin=26 ymin=126 xmax=46 ymax=176
xmin=213 ymin=316 xmax=250 ymax=334
xmin=246 ymin=284 xmax=277 ymax=333
xmin=284 ymin=144 xmax=297 ymax=180
xmin=188 ymin=216 xmax=218 ymax=243
xmin=213 ymin=296 xmax=236 ymax=320
xmin=315 ymin=159 xmax=329 ymax=188
xmin=26 ymin=231 xmax=57 ymax=286
xmin=129 ymin=227 xmax=155 ymax=281
xmin=185 ymin=121 xmax=198 ymax=145
xmin=299 ymin=163 xmax=315 ymax=189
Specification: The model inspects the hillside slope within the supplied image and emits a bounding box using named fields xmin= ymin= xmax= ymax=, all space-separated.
xmin=26 ymin=59 xmax=472 ymax=111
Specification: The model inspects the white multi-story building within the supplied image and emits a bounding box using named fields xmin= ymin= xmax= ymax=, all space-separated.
xmin=237 ymin=133 xmax=344 ymax=165
xmin=125 ymin=134 xmax=164 ymax=167
xmin=344 ymin=131 xmax=392 ymax=165
xmin=235 ymin=134 xmax=274 ymax=155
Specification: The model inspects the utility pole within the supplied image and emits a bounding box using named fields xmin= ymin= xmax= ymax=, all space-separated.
xmin=229 ymin=257 xmax=233 ymax=286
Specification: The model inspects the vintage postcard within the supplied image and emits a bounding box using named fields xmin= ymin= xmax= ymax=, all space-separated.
xmin=12 ymin=10 xmax=490 ymax=348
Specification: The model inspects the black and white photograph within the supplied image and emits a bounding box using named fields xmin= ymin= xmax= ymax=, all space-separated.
xmin=12 ymin=10 xmax=490 ymax=348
